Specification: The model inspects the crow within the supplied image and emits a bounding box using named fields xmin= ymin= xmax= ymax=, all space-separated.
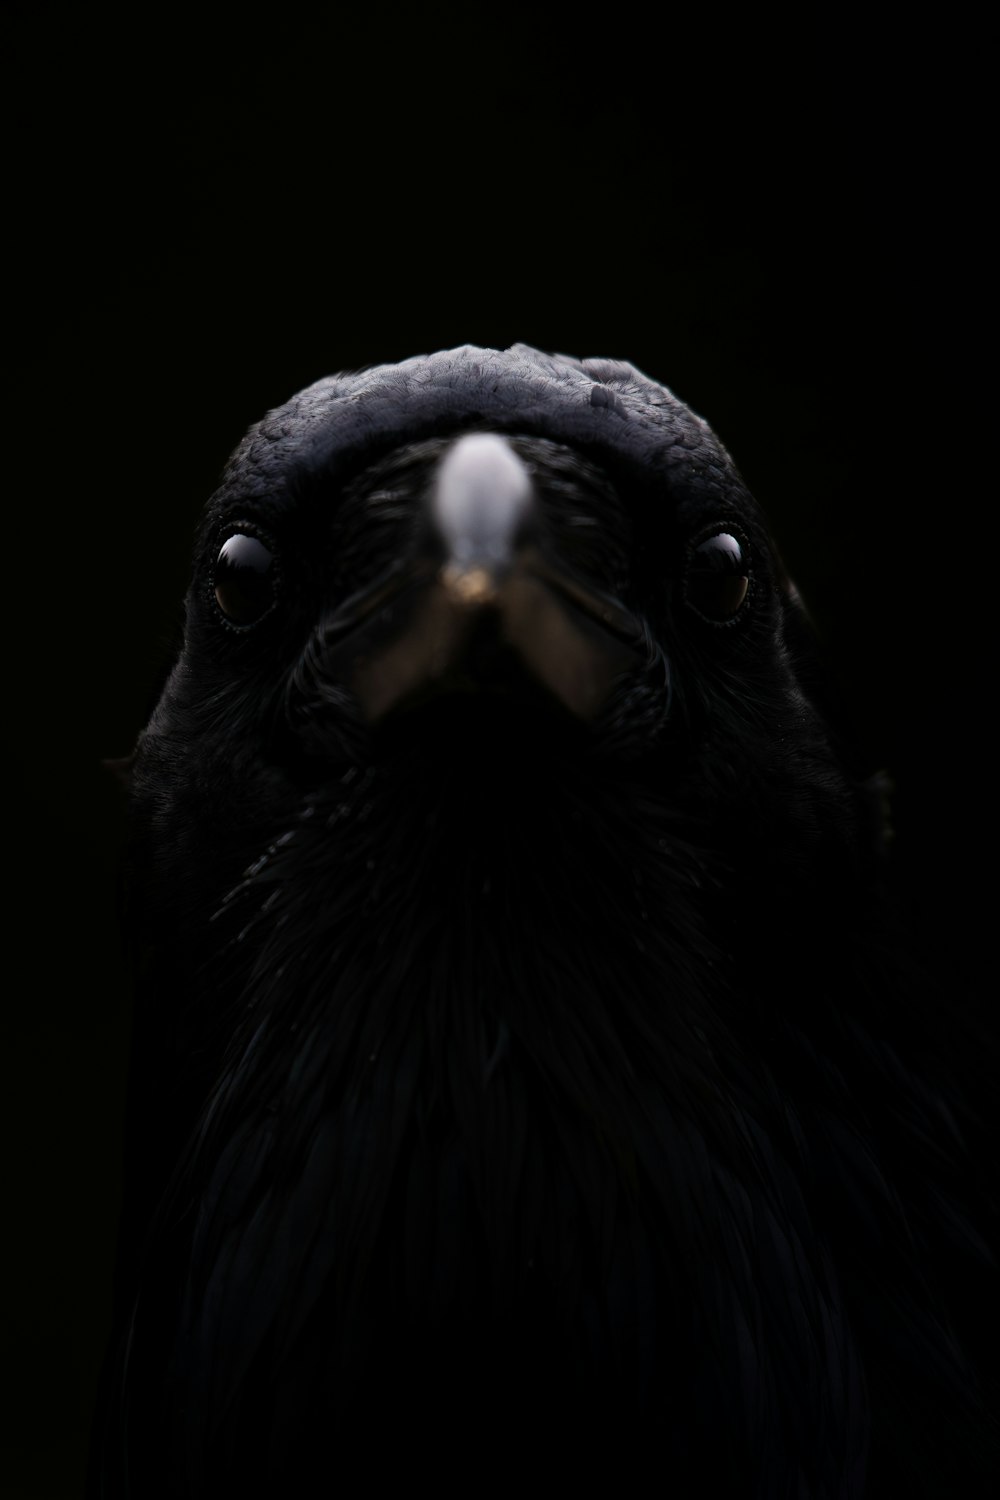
xmin=93 ymin=344 xmax=997 ymax=1497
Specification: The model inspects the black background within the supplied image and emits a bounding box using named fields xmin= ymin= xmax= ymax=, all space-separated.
xmin=6 ymin=10 xmax=988 ymax=1496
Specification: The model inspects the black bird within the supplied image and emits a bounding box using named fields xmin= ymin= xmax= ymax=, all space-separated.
xmin=94 ymin=344 xmax=997 ymax=1497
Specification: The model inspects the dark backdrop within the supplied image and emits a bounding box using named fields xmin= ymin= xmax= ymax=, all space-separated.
xmin=7 ymin=11 xmax=987 ymax=1496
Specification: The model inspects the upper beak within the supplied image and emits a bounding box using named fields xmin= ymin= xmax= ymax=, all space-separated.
xmin=319 ymin=433 xmax=647 ymax=725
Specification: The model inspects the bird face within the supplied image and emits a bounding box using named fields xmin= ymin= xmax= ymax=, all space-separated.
xmin=143 ymin=355 xmax=813 ymax=824
xmin=110 ymin=346 xmax=917 ymax=1496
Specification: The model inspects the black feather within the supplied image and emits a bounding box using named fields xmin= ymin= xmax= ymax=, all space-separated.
xmin=92 ymin=345 xmax=998 ymax=1497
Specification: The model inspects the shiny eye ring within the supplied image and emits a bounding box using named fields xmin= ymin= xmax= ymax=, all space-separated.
xmin=214 ymin=533 xmax=276 ymax=625
xmin=684 ymin=528 xmax=751 ymax=624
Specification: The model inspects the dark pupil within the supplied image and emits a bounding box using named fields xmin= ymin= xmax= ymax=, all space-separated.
xmin=214 ymin=534 xmax=274 ymax=624
xmin=686 ymin=532 xmax=749 ymax=621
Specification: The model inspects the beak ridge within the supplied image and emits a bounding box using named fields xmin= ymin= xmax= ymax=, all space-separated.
xmin=432 ymin=432 xmax=534 ymax=574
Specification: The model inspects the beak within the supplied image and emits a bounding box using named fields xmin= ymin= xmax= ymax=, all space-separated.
xmin=320 ymin=433 xmax=646 ymax=725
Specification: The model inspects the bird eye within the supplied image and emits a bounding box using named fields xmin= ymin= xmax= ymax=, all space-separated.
xmin=214 ymin=534 xmax=276 ymax=625
xmin=684 ymin=529 xmax=750 ymax=623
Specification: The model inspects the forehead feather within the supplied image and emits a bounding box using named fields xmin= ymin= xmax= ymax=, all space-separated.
xmin=203 ymin=342 xmax=754 ymax=539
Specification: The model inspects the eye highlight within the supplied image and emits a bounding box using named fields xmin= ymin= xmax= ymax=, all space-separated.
xmin=684 ymin=528 xmax=750 ymax=624
xmin=214 ymin=533 xmax=276 ymax=625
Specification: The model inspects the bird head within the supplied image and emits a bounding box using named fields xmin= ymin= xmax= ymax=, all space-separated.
xmin=136 ymin=343 xmax=855 ymax=856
